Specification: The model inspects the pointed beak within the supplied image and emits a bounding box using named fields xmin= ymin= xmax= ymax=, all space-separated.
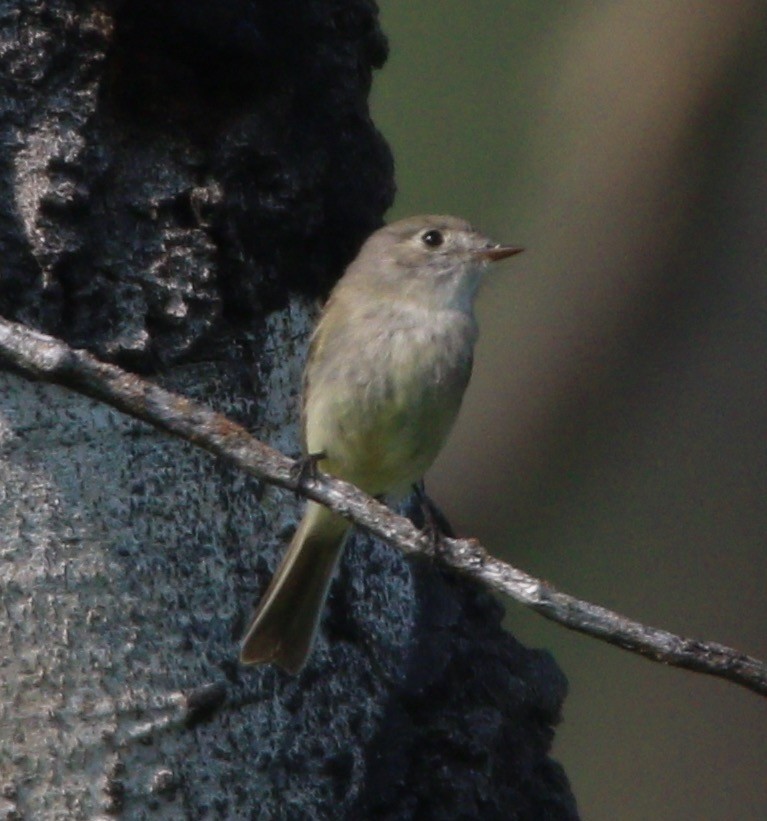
xmin=477 ymin=244 xmax=524 ymax=262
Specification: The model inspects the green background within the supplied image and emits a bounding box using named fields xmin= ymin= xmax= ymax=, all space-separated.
xmin=372 ymin=3 xmax=767 ymax=819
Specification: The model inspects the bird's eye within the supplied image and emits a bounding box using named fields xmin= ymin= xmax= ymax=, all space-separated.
xmin=421 ymin=229 xmax=444 ymax=248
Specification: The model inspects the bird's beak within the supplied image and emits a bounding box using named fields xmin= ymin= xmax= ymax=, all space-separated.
xmin=477 ymin=244 xmax=524 ymax=262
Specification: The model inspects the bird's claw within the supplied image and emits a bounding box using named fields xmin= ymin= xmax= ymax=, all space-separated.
xmin=411 ymin=481 xmax=451 ymax=556
xmin=290 ymin=451 xmax=327 ymax=497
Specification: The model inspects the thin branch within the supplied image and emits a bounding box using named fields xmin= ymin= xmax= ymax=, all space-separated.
xmin=1 ymin=315 xmax=765 ymax=698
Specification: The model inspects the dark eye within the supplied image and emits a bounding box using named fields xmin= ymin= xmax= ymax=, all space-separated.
xmin=421 ymin=229 xmax=444 ymax=248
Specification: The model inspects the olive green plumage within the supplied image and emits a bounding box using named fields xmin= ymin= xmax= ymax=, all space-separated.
xmin=240 ymin=215 xmax=522 ymax=672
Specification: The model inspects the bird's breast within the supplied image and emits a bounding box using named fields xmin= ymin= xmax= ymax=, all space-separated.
xmin=303 ymin=306 xmax=476 ymax=496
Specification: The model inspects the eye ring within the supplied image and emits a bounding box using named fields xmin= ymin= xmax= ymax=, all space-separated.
xmin=421 ymin=229 xmax=444 ymax=248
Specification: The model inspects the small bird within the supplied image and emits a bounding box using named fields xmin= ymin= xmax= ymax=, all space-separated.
xmin=240 ymin=215 xmax=522 ymax=673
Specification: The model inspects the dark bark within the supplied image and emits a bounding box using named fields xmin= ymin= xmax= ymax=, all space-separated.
xmin=0 ymin=1 xmax=576 ymax=817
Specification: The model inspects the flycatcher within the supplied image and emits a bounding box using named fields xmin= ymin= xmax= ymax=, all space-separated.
xmin=240 ymin=215 xmax=522 ymax=673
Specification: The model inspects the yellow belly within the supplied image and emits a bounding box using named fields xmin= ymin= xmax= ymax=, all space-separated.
xmin=303 ymin=320 xmax=473 ymax=497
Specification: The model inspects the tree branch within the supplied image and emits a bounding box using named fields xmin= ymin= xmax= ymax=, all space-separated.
xmin=1 ymin=315 xmax=765 ymax=698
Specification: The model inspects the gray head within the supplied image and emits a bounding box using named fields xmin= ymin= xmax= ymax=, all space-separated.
xmin=345 ymin=215 xmax=523 ymax=313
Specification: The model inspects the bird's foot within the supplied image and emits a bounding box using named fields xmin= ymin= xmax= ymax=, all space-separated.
xmin=411 ymin=481 xmax=453 ymax=556
xmin=290 ymin=451 xmax=327 ymax=497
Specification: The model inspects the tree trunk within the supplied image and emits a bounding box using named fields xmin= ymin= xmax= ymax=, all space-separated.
xmin=0 ymin=2 xmax=577 ymax=817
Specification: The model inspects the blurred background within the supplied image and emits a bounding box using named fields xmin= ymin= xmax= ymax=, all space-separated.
xmin=372 ymin=2 xmax=767 ymax=819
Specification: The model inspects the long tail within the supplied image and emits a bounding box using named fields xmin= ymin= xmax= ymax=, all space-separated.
xmin=240 ymin=502 xmax=349 ymax=673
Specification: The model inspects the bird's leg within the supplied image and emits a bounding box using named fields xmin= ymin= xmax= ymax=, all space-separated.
xmin=290 ymin=451 xmax=327 ymax=498
xmin=411 ymin=480 xmax=453 ymax=554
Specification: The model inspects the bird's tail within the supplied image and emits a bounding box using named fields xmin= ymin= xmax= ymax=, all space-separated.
xmin=240 ymin=501 xmax=349 ymax=673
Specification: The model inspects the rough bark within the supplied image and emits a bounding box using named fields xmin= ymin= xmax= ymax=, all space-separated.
xmin=0 ymin=1 xmax=577 ymax=818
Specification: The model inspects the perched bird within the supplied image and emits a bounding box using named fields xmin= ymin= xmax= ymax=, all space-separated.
xmin=240 ymin=215 xmax=522 ymax=673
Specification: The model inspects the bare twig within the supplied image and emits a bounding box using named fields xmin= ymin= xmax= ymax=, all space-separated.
xmin=1 ymin=315 xmax=765 ymax=698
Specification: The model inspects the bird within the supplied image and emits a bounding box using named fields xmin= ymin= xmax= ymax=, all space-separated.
xmin=240 ymin=215 xmax=523 ymax=673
